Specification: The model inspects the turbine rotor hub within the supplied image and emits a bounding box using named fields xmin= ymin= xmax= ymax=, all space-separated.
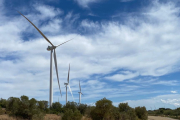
xmin=47 ymin=46 xmax=56 ymax=51
xmin=64 ymin=83 xmax=69 ymax=85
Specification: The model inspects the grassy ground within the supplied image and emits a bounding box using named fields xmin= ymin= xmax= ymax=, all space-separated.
xmin=0 ymin=114 xmax=92 ymax=120
xmin=148 ymin=116 xmax=178 ymax=120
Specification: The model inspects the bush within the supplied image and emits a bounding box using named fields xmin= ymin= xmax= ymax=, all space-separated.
xmin=118 ymin=103 xmax=137 ymax=120
xmin=90 ymin=98 xmax=114 ymax=120
xmin=51 ymin=102 xmax=62 ymax=114
xmin=85 ymin=106 xmax=95 ymax=118
xmin=63 ymin=101 xmax=78 ymax=112
xmin=77 ymin=103 xmax=87 ymax=115
xmin=0 ymin=98 xmax=7 ymax=108
xmin=62 ymin=109 xmax=82 ymax=120
xmin=118 ymin=103 xmax=131 ymax=112
xmin=135 ymin=106 xmax=148 ymax=120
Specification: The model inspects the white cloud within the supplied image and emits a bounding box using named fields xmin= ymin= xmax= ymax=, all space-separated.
xmin=1 ymin=1 xmax=180 ymax=105
xmin=171 ymin=91 xmax=177 ymax=94
xmin=120 ymin=0 xmax=133 ymax=2
xmin=120 ymin=94 xmax=180 ymax=110
xmin=105 ymin=71 xmax=139 ymax=81
xmin=74 ymin=0 xmax=101 ymax=8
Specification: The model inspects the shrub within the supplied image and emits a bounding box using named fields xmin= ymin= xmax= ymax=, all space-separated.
xmin=77 ymin=103 xmax=87 ymax=115
xmin=62 ymin=109 xmax=82 ymax=120
xmin=90 ymin=98 xmax=114 ymax=120
xmin=63 ymin=101 xmax=78 ymax=112
xmin=135 ymin=106 xmax=148 ymax=120
xmin=0 ymin=98 xmax=7 ymax=108
xmin=118 ymin=103 xmax=131 ymax=112
xmin=51 ymin=102 xmax=62 ymax=114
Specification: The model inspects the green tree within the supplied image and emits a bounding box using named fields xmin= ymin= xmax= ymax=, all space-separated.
xmin=77 ymin=103 xmax=87 ymax=115
xmin=6 ymin=97 xmax=20 ymax=116
xmin=37 ymin=101 xmax=45 ymax=110
xmin=118 ymin=103 xmax=131 ymax=112
xmin=90 ymin=98 xmax=114 ymax=120
xmin=135 ymin=106 xmax=148 ymax=120
xmin=63 ymin=101 xmax=78 ymax=112
xmin=118 ymin=103 xmax=137 ymax=120
xmin=0 ymin=98 xmax=7 ymax=108
xmin=51 ymin=102 xmax=62 ymax=114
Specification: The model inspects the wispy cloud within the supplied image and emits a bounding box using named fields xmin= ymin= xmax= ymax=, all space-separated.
xmin=120 ymin=0 xmax=133 ymax=2
xmin=171 ymin=91 xmax=177 ymax=94
xmin=105 ymin=71 xmax=139 ymax=81
xmin=0 ymin=0 xmax=180 ymax=108
xmin=74 ymin=0 xmax=101 ymax=8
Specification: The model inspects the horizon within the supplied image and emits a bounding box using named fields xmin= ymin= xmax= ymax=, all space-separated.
xmin=0 ymin=0 xmax=180 ymax=110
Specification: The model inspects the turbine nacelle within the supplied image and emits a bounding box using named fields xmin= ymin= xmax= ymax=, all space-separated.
xmin=64 ymin=83 xmax=69 ymax=86
xmin=47 ymin=46 xmax=57 ymax=51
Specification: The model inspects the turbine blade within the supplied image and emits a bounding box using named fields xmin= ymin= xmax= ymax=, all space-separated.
xmin=68 ymin=85 xmax=74 ymax=102
xmin=56 ymin=38 xmax=74 ymax=47
xmin=17 ymin=11 xmax=54 ymax=46
xmin=53 ymin=49 xmax=62 ymax=97
xmin=67 ymin=64 xmax=70 ymax=83
xmin=79 ymin=80 xmax=81 ymax=92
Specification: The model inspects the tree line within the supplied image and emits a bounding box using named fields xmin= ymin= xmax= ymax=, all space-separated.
xmin=0 ymin=95 xmax=148 ymax=120
xmin=148 ymin=107 xmax=180 ymax=119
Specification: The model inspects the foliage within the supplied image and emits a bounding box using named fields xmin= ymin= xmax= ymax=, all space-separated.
xmin=77 ymin=103 xmax=87 ymax=115
xmin=135 ymin=106 xmax=148 ymax=120
xmin=62 ymin=109 xmax=82 ymax=120
xmin=6 ymin=95 xmax=48 ymax=119
xmin=85 ymin=106 xmax=95 ymax=118
xmin=63 ymin=101 xmax=78 ymax=112
xmin=0 ymin=95 xmax=152 ymax=120
xmin=0 ymin=98 xmax=7 ymax=108
xmin=118 ymin=103 xmax=131 ymax=112
xmin=50 ymin=102 xmax=62 ymax=114
xmin=90 ymin=98 xmax=114 ymax=120
xmin=118 ymin=103 xmax=138 ymax=120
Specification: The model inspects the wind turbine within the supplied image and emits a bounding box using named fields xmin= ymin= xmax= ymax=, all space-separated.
xmin=64 ymin=64 xmax=74 ymax=104
xmin=78 ymin=80 xmax=83 ymax=104
xmin=18 ymin=11 xmax=73 ymax=107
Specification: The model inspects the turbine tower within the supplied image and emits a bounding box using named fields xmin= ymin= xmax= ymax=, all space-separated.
xmin=18 ymin=11 xmax=73 ymax=107
xmin=64 ymin=64 xmax=74 ymax=104
xmin=78 ymin=80 xmax=83 ymax=104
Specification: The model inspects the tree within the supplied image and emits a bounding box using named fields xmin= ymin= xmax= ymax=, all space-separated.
xmin=77 ymin=103 xmax=87 ymax=115
xmin=0 ymin=98 xmax=7 ymax=108
xmin=51 ymin=102 xmax=62 ymax=114
xmin=90 ymin=98 xmax=114 ymax=120
xmin=63 ymin=101 xmax=78 ymax=112
xmin=118 ymin=103 xmax=131 ymax=112
xmin=62 ymin=109 xmax=82 ymax=120
xmin=118 ymin=102 xmax=137 ymax=120
xmin=135 ymin=106 xmax=148 ymax=120
xmin=6 ymin=97 xmax=20 ymax=116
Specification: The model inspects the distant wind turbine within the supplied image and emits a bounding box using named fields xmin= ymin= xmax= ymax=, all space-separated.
xmin=18 ymin=11 xmax=73 ymax=107
xmin=64 ymin=64 xmax=74 ymax=104
xmin=78 ymin=80 xmax=83 ymax=104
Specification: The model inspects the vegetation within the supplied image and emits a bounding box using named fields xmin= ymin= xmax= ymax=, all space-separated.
xmin=0 ymin=95 xmax=148 ymax=120
xmin=148 ymin=107 xmax=180 ymax=119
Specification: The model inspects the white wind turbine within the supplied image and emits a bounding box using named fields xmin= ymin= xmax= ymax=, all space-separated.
xmin=18 ymin=11 xmax=73 ymax=107
xmin=78 ymin=80 xmax=83 ymax=104
xmin=64 ymin=64 xmax=74 ymax=104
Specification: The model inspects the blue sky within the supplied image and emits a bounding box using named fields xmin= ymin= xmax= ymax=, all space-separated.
xmin=0 ymin=0 xmax=180 ymax=110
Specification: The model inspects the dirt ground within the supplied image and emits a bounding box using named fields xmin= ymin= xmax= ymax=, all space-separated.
xmin=148 ymin=116 xmax=178 ymax=120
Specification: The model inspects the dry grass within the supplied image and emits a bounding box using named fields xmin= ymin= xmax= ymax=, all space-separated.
xmin=0 ymin=115 xmax=17 ymax=120
xmin=44 ymin=114 xmax=61 ymax=120
xmin=148 ymin=116 xmax=178 ymax=120
xmin=0 ymin=114 xmax=93 ymax=120
xmin=81 ymin=116 xmax=92 ymax=120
